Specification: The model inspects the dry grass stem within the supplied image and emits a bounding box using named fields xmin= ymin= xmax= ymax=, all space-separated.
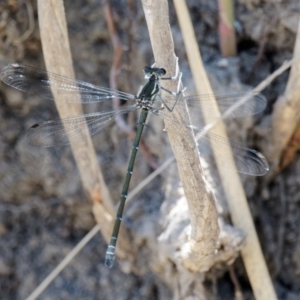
xmin=37 ymin=0 xmax=132 ymax=268
xmin=270 ymin=16 xmax=300 ymax=173
xmin=173 ymin=0 xmax=277 ymax=299
xmin=218 ymin=0 xmax=237 ymax=56
xmin=143 ymin=0 xmax=220 ymax=273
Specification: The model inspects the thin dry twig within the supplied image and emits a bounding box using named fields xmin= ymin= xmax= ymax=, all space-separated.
xmin=104 ymin=0 xmax=131 ymax=136
xmin=17 ymin=0 xmax=34 ymax=43
xmin=25 ymin=225 xmax=101 ymax=300
xmin=229 ymin=265 xmax=244 ymax=300
xmin=245 ymin=22 xmax=271 ymax=83
xmin=273 ymin=176 xmax=287 ymax=276
xmin=245 ymin=4 xmax=280 ymax=83
xmin=199 ymin=58 xmax=295 ymax=138
xmin=126 ymin=0 xmax=135 ymax=86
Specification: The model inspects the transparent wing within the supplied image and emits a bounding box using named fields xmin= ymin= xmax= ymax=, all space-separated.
xmin=186 ymin=92 xmax=266 ymax=117
xmin=151 ymin=108 xmax=269 ymax=176
xmin=0 ymin=64 xmax=135 ymax=103
xmin=194 ymin=129 xmax=269 ymax=176
xmin=161 ymin=92 xmax=266 ymax=125
xmin=27 ymin=105 xmax=137 ymax=147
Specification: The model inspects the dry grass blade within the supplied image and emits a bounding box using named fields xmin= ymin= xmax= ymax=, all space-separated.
xmin=142 ymin=0 xmax=220 ymax=273
xmin=37 ymin=0 xmax=132 ymax=271
xmin=218 ymin=0 xmax=237 ymax=56
xmin=271 ymin=16 xmax=300 ymax=173
xmin=37 ymin=0 xmax=113 ymax=211
xmin=25 ymin=225 xmax=101 ymax=300
xmin=17 ymin=0 xmax=35 ymax=43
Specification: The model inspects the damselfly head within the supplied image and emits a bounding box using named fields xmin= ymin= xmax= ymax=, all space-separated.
xmin=143 ymin=66 xmax=166 ymax=78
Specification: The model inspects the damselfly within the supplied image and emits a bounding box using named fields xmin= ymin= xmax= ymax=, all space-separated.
xmin=0 ymin=64 xmax=269 ymax=268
